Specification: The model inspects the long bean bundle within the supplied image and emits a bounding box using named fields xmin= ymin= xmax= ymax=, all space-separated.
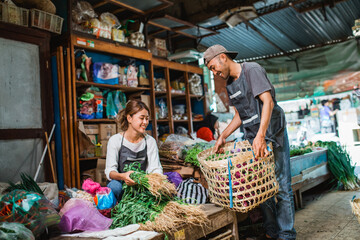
xmin=110 ymin=162 xmax=207 ymax=234
xmin=315 ymin=141 xmax=360 ymax=190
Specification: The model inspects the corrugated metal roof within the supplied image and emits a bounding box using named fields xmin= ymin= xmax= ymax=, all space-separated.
xmin=200 ymin=0 xmax=360 ymax=60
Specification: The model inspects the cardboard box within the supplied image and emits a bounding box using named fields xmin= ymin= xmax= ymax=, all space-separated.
xmin=141 ymin=95 xmax=151 ymax=109
xmin=84 ymin=124 xmax=99 ymax=135
xmin=149 ymin=38 xmax=166 ymax=50
xmin=100 ymin=140 xmax=108 ymax=157
xmin=81 ymin=168 xmax=96 ymax=182
xmin=96 ymin=159 xmax=107 ymax=186
xmin=99 ymin=124 xmax=116 ymax=140
xmin=150 ymin=47 xmax=168 ymax=58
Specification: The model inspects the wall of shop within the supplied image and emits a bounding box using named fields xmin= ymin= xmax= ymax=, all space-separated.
xmin=0 ymin=37 xmax=45 ymax=182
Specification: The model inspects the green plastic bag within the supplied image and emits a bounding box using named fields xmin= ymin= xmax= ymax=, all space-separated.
xmin=0 ymin=222 xmax=35 ymax=240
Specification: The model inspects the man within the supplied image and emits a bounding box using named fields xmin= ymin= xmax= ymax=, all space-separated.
xmin=204 ymin=45 xmax=296 ymax=240
xmin=320 ymin=99 xmax=337 ymax=133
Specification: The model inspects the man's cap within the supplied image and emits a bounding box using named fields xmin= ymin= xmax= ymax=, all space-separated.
xmin=203 ymin=44 xmax=238 ymax=66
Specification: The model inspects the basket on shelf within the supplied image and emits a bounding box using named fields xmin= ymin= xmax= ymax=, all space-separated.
xmin=198 ymin=140 xmax=278 ymax=213
xmin=350 ymin=198 xmax=360 ymax=224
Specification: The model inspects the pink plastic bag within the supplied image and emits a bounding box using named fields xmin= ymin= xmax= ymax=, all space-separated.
xmin=82 ymin=178 xmax=101 ymax=195
xmin=58 ymin=199 xmax=112 ymax=233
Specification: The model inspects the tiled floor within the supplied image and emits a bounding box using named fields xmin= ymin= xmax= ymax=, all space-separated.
xmin=295 ymin=190 xmax=360 ymax=240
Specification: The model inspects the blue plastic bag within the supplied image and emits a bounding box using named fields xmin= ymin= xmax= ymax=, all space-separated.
xmin=94 ymin=187 xmax=117 ymax=210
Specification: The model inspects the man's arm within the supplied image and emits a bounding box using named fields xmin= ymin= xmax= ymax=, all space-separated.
xmin=253 ymin=91 xmax=274 ymax=158
xmin=214 ymin=107 xmax=242 ymax=152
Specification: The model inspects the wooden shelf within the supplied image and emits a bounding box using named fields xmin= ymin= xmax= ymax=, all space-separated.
xmin=78 ymin=119 xmax=116 ymax=123
xmin=193 ymin=119 xmax=203 ymax=122
xmin=157 ymin=119 xmax=169 ymax=122
xmin=174 ymin=120 xmax=189 ymax=123
xmin=190 ymin=94 xmax=203 ymax=98
xmin=171 ymin=92 xmax=186 ymax=98
xmin=155 ymin=91 xmax=167 ymax=97
xmin=71 ymin=34 xmax=152 ymax=61
xmin=79 ymin=156 xmax=105 ymax=161
xmin=76 ymin=81 xmax=150 ymax=92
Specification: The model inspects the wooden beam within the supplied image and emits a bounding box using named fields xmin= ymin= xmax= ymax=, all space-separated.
xmin=92 ymin=0 xmax=107 ymax=9
xmin=107 ymin=0 xmax=145 ymax=14
xmin=112 ymin=8 xmax=126 ymax=15
xmin=144 ymin=0 xmax=173 ymax=15
xmin=149 ymin=28 xmax=167 ymax=36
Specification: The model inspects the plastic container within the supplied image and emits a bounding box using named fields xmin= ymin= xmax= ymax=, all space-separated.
xmin=0 ymin=3 xmax=29 ymax=27
xmin=30 ymin=8 xmax=63 ymax=34
xmin=173 ymin=105 xmax=186 ymax=115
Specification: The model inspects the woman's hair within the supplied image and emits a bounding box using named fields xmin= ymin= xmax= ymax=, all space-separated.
xmin=321 ymin=100 xmax=328 ymax=106
xmin=116 ymin=100 xmax=150 ymax=131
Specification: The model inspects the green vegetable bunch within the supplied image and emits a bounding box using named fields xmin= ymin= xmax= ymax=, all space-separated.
xmin=290 ymin=146 xmax=313 ymax=157
xmin=111 ymin=162 xmax=173 ymax=229
xmin=183 ymin=142 xmax=213 ymax=166
xmin=315 ymin=141 xmax=360 ymax=190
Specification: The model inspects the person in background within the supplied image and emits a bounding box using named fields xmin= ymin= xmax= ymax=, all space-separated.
xmin=105 ymin=100 xmax=162 ymax=201
xmin=320 ymin=100 xmax=338 ymax=134
xmin=204 ymin=45 xmax=296 ymax=240
xmin=194 ymin=113 xmax=220 ymax=141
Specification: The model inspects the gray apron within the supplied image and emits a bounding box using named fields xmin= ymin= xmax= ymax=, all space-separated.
xmin=226 ymin=63 xmax=285 ymax=148
xmin=117 ymin=134 xmax=148 ymax=173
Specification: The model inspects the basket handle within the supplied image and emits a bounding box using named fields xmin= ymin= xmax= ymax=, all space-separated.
xmin=228 ymin=157 xmax=233 ymax=209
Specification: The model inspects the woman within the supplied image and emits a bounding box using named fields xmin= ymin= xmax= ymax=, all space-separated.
xmin=105 ymin=100 xmax=162 ymax=201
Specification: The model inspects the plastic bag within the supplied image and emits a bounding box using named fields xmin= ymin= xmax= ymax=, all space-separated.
xmin=59 ymin=199 xmax=112 ymax=233
xmin=164 ymin=172 xmax=183 ymax=188
xmin=106 ymin=90 xmax=126 ymax=119
xmin=0 ymin=190 xmax=60 ymax=238
xmin=94 ymin=187 xmax=117 ymax=210
xmin=59 ymin=198 xmax=93 ymax=217
xmin=72 ymin=1 xmax=97 ymax=24
xmin=93 ymin=62 xmax=119 ymax=84
xmin=158 ymin=99 xmax=168 ymax=119
xmin=0 ymin=222 xmax=35 ymax=240
xmin=77 ymin=92 xmax=96 ymax=119
xmin=100 ymin=12 xmax=120 ymax=27
xmin=176 ymin=178 xmax=208 ymax=204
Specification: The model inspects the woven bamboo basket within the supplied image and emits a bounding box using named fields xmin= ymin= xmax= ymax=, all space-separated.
xmin=198 ymin=140 xmax=278 ymax=213
xmin=350 ymin=198 xmax=360 ymax=224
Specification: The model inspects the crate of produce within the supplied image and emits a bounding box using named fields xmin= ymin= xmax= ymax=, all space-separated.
xmin=0 ymin=2 xmax=29 ymax=27
xmin=30 ymin=8 xmax=63 ymax=34
xmin=198 ymin=140 xmax=278 ymax=213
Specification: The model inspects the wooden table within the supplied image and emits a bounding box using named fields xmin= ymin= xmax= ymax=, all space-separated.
xmin=166 ymin=203 xmax=239 ymax=240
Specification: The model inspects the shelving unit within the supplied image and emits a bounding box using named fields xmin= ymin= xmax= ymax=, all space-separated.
xmin=55 ymin=33 xmax=205 ymax=188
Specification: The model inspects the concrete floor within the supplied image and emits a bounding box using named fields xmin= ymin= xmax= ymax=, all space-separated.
xmin=295 ymin=190 xmax=360 ymax=240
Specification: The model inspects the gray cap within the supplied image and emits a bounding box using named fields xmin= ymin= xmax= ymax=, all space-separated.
xmin=203 ymin=44 xmax=238 ymax=65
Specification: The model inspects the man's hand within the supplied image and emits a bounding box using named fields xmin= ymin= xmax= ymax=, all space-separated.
xmin=252 ymin=134 xmax=269 ymax=158
xmin=214 ymin=135 xmax=226 ymax=153
xmin=123 ymin=171 xmax=136 ymax=186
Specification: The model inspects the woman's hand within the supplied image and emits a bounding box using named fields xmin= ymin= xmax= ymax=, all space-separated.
xmin=214 ymin=135 xmax=226 ymax=153
xmin=123 ymin=171 xmax=136 ymax=186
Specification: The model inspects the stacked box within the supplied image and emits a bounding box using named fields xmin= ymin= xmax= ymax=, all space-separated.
xmin=99 ymin=124 xmax=116 ymax=141
xmin=30 ymin=8 xmax=63 ymax=34
xmin=149 ymin=38 xmax=167 ymax=58
xmin=0 ymin=3 xmax=29 ymax=27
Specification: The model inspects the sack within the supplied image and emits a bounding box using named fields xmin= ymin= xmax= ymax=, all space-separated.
xmin=0 ymin=190 xmax=60 ymax=238
xmin=58 ymin=199 xmax=112 ymax=233
xmin=106 ymin=90 xmax=126 ymax=119
xmin=93 ymin=62 xmax=119 ymax=85
xmin=176 ymin=178 xmax=208 ymax=204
